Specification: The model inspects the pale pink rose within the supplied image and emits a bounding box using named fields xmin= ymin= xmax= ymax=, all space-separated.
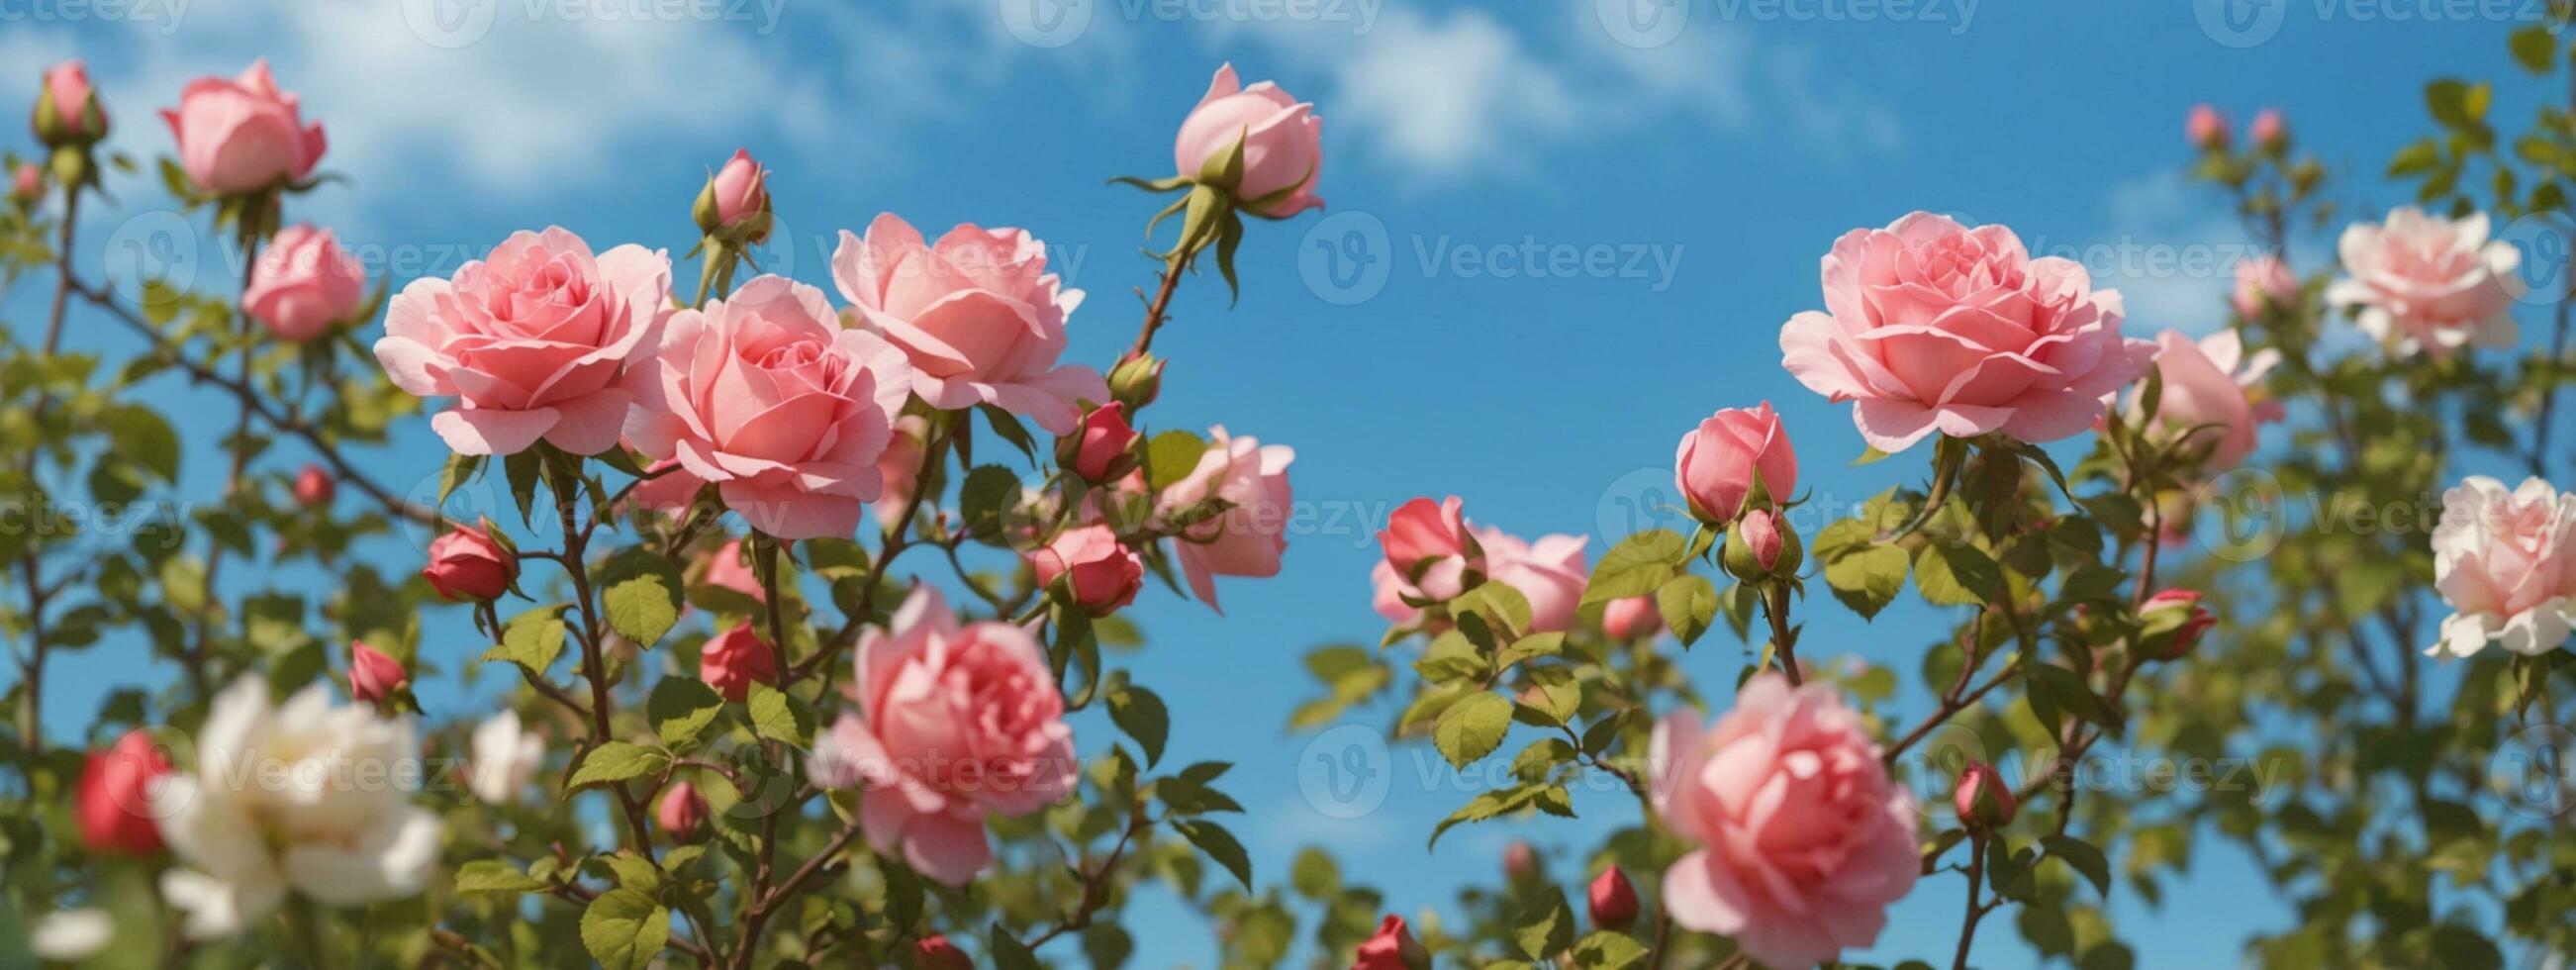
xmin=1779 ymin=212 xmax=2153 ymax=452
xmin=374 ymin=227 xmax=670 ymax=457
xmin=2249 ymin=108 xmax=2288 ymax=149
xmin=874 ymin=416 xmax=930 ymax=531
xmin=2127 ymin=329 xmax=2280 ymax=472
xmin=244 ymin=225 xmax=366 ymax=341
xmin=1027 ymin=524 xmax=1144 ymax=616
xmin=1651 ymin=675 xmax=1919 ymax=968
xmin=35 ymin=60 xmax=100 ymax=143
xmin=627 ymin=459 xmax=709 ymax=518
xmin=1370 ymin=560 xmax=1419 ymax=625
xmin=160 ymin=59 xmax=326 ymax=194
xmin=698 ymin=148 xmax=771 ymax=242
xmin=2327 ymin=207 xmax=2521 ymax=357
xmin=11 ymin=162 xmax=39 ymax=202
xmin=1158 ymin=427 xmax=1294 ymax=612
xmin=2232 ymin=254 xmax=2297 ymax=319
xmin=1601 ymin=595 xmax=1661 ymax=640
xmin=2431 ymin=476 xmax=2576 ymax=657
xmin=656 ymin=781 xmax=709 ymax=840
xmin=1173 ymin=63 xmax=1324 ymax=218
xmin=702 ymin=537 xmax=765 ymax=604
xmin=699 ymin=622 xmax=776 ymax=703
xmin=808 ymin=587 xmax=1076 ymax=886
xmin=623 ymin=275 xmax=912 ymax=540
xmin=1475 ymin=526 xmax=1588 ymax=634
xmin=1378 ymin=496 xmax=1480 ymax=606
xmin=1675 ymin=402 xmax=1798 ymax=522
xmin=1953 ymin=759 xmax=2017 ymax=827
xmin=2186 ymin=103 xmax=2229 ymax=150
xmin=829 ymin=214 xmax=1106 ymax=435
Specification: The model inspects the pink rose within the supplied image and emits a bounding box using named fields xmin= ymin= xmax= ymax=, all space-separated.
xmin=2187 ymin=103 xmax=2229 ymax=150
xmin=1779 ymin=212 xmax=2153 ymax=452
xmin=699 ymin=622 xmax=777 ymax=703
xmin=1674 ymin=402 xmax=1798 ymax=523
xmin=623 ymin=275 xmax=912 ymax=540
xmin=1601 ymin=595 xmax=1661 ymax=640
xmin=375 ymin=227 xmax=671 ymax=456
xmin=874 ymin=416 xmax=930 ymax=531
xmin=1954 ymin=759 xmax=2017 ymax=827
xmin=830 ymin=214 xmax=1106 ymax=435
xmin=2249 ymin=108 xmax=2288 ymax=150
xmin=1369 ymin=560 xmax=1419 ymax=625
xmin=915 ymin=936 xmax=973 ymax=970
xmin=1353 ymin=915 xmax=1429 ymax=970
xmin=160 ymin=59 xmax=326 ymax=194
xmin=1027 ymin=524 xmax=1143 ymax=617
xmin=2432 ymin=476 xmax=2576 ymax=657
xmin=695 ymin=148 xmax=771 ymax=242
xmin=292 ymin=464 xmax=334 ymax=506
xmin=1062 ymin=402 xmax=1139 ymax=483
xmin=2232 ymin=254 xmax=2297 ymax=319
xmin=1173 ymin=63 xmax=1324 ymax=218
xmin=424 ymin=526 xmax=518 ymax=602
xmin=2140 ymin=588 xmax=2216 ymax=660
xmin=2128 ymin=330 xmax=2280 ymax=472
xmin=1651 ymin=675 xmax=1919 ymax=968
xmin=33 ymin=59 xmax=101 ymax=144
xmin=809 ymin=587 xmax=1076 ymax=886
xmin=1378 ymin=496 xmax=1480 ymax=605
xmin=628 ymin=459 xmax=709 ymax=518
xmin=1157 ymin=427 xmax=1294 ymax=611
xmin=1588 ymin=866 xmax=1640 ymax=931
xmin=702 ymin=537 xmax=765 ymax=604
xmin=76 ymin=728 xmax=170 ymax=856
xmin=346 ymin=641 xmax=408 ymax=704
xmin=1476 ymin=526 xmax=1588 ymax=634
xmin=656 ymin=781 xmax=709 ymax=840
xmin=11 ymin=161 xmax=38 ymax=203
xmin=2327 ymin=207 xmax=2520 ymax=357
xmin=244 ymin=224 xmax=366 ymax=341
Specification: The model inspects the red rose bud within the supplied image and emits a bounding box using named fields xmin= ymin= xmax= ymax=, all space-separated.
xmin=292 ymin=463 xmax=334 ymax=506
xmin=1502 ymin=839 xmax=1538 ymax=882
xmin=1601 ymin=595 xmax=1662 ymax=641
xmin=1675 ymin=402 xmax=1798 ymax=524
xmin=2187 ymin=103 xmax=2229 ymax=151
xmin=2249 ymin=108 xmax=2288 ymax=152
xmin=1353 ymin=915 xmax=1431 ymax=970
xmin=32 ymin=59 xmax=104 ymax=146
xmin=1026 ymin=524 xmax=1144 ymax=617
xmin=347 ymin=641 xmax=409 ymax=704
xmin=1588 ymin=866 xmax=1640 ymax=931
xmin=700 ymin=621 xmax=778 ymax=702
xmin=75 ymin=728 xmax=169 ymax=856
xmin=424 ymin=525 xmax=518 ymax=602
xmin=1060 ymin=402 xmax=1140 ymax=483
xmin=694 ymin=147 xmax=771 ymax=243
xmin=1722 ymin=508 xmax=1801 ymax=583
xmin=914 ymin=935 xmax=975 ymax=970
xmin=656 ymin=781 xmax=710 ymax=840
xmin=1108 ymin=351 xmax=1165 ymax=411
xmin=1954 ymin=759 xmax=2017 ymax=828
xmin=2141 ymin=589 xmax=2215 ymax=660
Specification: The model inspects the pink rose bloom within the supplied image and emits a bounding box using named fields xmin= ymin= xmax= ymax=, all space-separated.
xmin=424 ymin=525 xmax=518 ymax=601
xmin=830 ymin=214 xmax=1106 ymax=435
xmin=627 ymin=458 xmax=709 ymax=518
xmin=345 ymin=641 xmax=408 ymax=704
xmin=809 ymin=587 xmax=1076 ymax=886
xmin=2127 ymin=330 xmax=2280 ymax=472
xmin=702 ymin=537 xmax=765 ymax=604
xmin=1378 ymin=496 xmax=1480 ymax=605
xmin=1173 ymin=63 xmax=1324 ymax=218
xmin=1027 ymin=524 xmax=1144 ymax=616
xmin=11 ymin=162 xmax=39 ymax=202
xmin=160 ymin=59 xmax=327 ymax=194
xmin=2249 ymin=108 xmax=2288 ymax=149
xmin=2327 ymin=207 xmax=2521 ymax=357
xmin=656 ymin=781 xmax=709 ymax=840
xmin=1352 ymin=915 xmax=1428 ymax=970
xmin=244 ymin=224 xmax=366 ymax=341
xmin=376 ymin=227 xmax=671 ymax=456
xmin=1779 ymin=212 xmax=2153 ymax=452
xmin=1064 ymin=402 xmax=1139 ymax=483
xmin=1369 ymin=560 xmax=1420 ymax=625
xmin=1602 ymin=595 xmax=1661 ymax=640
xmin=624 ymin=275 xmax=912 ymax=540
xmin=2231 ymin=254 xmax=2297 ymax=319
xmin=698 ymin=148 xmax=771 ymax=242
xmin=35 ymin=60 xmax=100 ymax=142
xmin=76 ymin=729 xmax=170 ymax=856
xmin=1650 ymin=675 xmax=1919 ymax=968
xmin=1475 ymin=525 xmax=1588 ymax=634
xmin=699 ymin=622 xmax=777 ymax=703
xmin=292 ymin=464 xmax=334 ymax=506
xmin=1157 ymin=427 xmax=1294 ymax=611
xmin=1675 ymin=402 xmax=1799 ymax=522
xmin=2186 ymin=103 xmax=2229 ymax=150
xmin=2431 ymin=476 xmax=2576 ymax=657
xmin=874 ymin=415 xmax=931 ymax=531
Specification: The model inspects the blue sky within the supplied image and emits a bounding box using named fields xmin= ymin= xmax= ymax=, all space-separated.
xmin=0 ymin=0 xmax=2549 ymax=965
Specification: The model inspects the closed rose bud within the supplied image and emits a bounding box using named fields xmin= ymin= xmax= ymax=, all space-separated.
xmin=1353 ymin=915 xmax=1430 ymax=970
xmin=1027 ymin=524 xmax=1144 ymax=617
xmin=1675 ymin=403 xmax=1797 ymax=525
xmin=1588 ymin=866 xmax=1640 ymax=931
xmin=1173 ymin=63 xmax=1323 ymax=218
xmin=656 ymin=781 xmax=709 ymax=840
xmin=347 ymin=641 xmax=409 ymax=704
xmin=1060 ymin=402 xmax=1140 ymax=483
xmin=1601 ymin=595 xmax=1662 ymax=641
xmin=700 ymin=622 xmax=778 ymax=702
xmin=424 ymin=525 xmax=518 ymax=602
xmin=243 ymin=224 xmax=367 ymax=341
xmin=75 ymin=729 xmax=169 ymax=856
xmin=10 ymin=162 xmax=38 ymax=204
xmin=2249 ymin=108 xmax=2288 ymax=151
xmin=914 ymin=935 xmax=975 ymax=970
xmin=1722 ymin=508 xmax=1801 ymax=583
xmin=1109 ymin=351 xmax=1165 ymax=410
xmin=2141 ymin=589 xmax=2215 ymax=660
xmin=292 ymin=464 xmax=334 ymax=506
xmin=2187 ymin=103 xmax=2229 ymax=150
xmin=1954 ymin=759 xmax=2017 ymax=828
xmin=33 ymin=60 xmax=103 ymax=146
xmin=162 ymin=59 xmax=326 ymax=195
xmin=1378 ymin=496 xmax=1483 ymax=604
xmin=695 ymin=148 xmax=771 ymax=243
xmin=1503 ymin=839 xmax=1538 ymax=882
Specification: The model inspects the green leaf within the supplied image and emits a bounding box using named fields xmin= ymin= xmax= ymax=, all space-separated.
xmin=989 ymin=925 xmax=1042 ymax=970
xmin=957 ymin=464 xmax=1021 ymax=541
xmin=1143 ymin=429 xmax=1210 ymax=491
xmin=567 ymin=741 xmax=669 ymax=795
xmin=2511 ymin=25 xmax=2555 ymax=72
xmin=579 ymin=888 xmax=669 ymax=970
xmin=1581 ymin=530 xmax=1685 ymax=605
xmin=1573 ymin=930 xmax=1650 ymax=969
xmin=2426 ymin=78 xmax=2492 ymax=129
xmin=1289 ymin=847 xmax=1340 ymax=899
xmin=1434 ymin=692 xmax=1513 ymax=768
xmin=1913 ymin=540 xmax=2003 ymax=607
xmin=454 ymin=859 xmax=546 ymax=897
xmin=1108 ymin=683 xmax=1171 ymax=768
xmin=2041 ymin=834 xmax=2113 ymax=896
xmin=977 ymin=405 xmax=1039 ymax=461
xmin=482 ymin=605 xmax=568 ymax=676
xmin=1654 ymin=573 xmax=1718 ymax=647
xmin=1514 ymin=889 xmax=1574 ymax=960
xmin=648 ymin=677 xmax=725 ymax=749
xmin=1823 ymin=543 xmax=1909 ymax=620
xmin=1173 ymin=819 xmax=1253 ymax=889
xmin=504 ymin=449 xmax=544 ymax=526
xmin=745 ymin=682 xmax=815 ymax=747
xmin=2432 ymin=924 xmax=2504 ymax=970
xmin=599 ymin=548 xmax=684 ymax=647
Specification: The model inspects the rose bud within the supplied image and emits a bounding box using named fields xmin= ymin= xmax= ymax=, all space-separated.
xmin=915 ymin=935 xmax=975 ymax=970
xmin=243 ymin=224 xmax=367 ymax=341
xmin=1601 ymin=595 xmax=1662 ymax=641
xmin=700 ymin=621 xmax=779 ymax=703
xmin=656 ymin=781 xmax=710 ymax=840
xmin=1378 ymin=496 xmax=1483 ymax=604
xmin=1353 ymin=915 xmax=1431 ymax=970
xmin=424 ymin=525 xmax=519 ymax=602
xmin=347 ymin=641 xmax=409 ymax=704
xmin=1109 ymin=350 xmax=1165 ymax=411
xmin=693 ymin=148 xmax=772 ymax=244
xmin=162 ymin=59 xmax=326 ymax=194
xmin=1954 ymin=759 xmax=2018 ymax=829
xmin=1675 ymin=402 xmax=1797 ymax=525
xmin=1588 ymin=866 xmax=1641 ymax=931
xmin=75 ymin=728 xmax=169 ymax=856
xmin=2232 ymin=254 xmax=2297 ymax=320
xmin=1058 ymin=403 xmax=1141 ymax=483
xmin=1173 ymin=63 xmax=1323 ymax=218
xmin=1027 ymin=524 xmax=1144 ymax=617
xmin=2140 ymin=589 xmax=2215 ymax=660
xmin=32 ymin=60 xmax=103 ymax=146
xmin=2187 ymin=103 xmax=2229 ymax=151
xmin=291 ymin=464 xmax=334 ymax=506
xmin=2249 ymin=108 xmax=2288 ymax=152
xmin=10 ymin=161 xmax=39 ymax=205
xmin=1503 ymin=839 xmax=1539 ymax=883
xmin=1721 ymin=508 xmax=1801 ymax=584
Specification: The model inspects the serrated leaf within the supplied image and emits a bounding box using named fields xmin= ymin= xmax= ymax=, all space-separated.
xmin=1913 ymin=540 xmax=2003 ymax=607
xmin=1824 ymin=543 xmax=1909 ymax=620
xmin=1654 ymin=573 xmax=1718 ymax=647
xmin=1144 ymin=429 xmax=1209 ymax=491
xmin=482 ymin=605 xmax=568 ymax=676
xmin=580 ymin=888 xmax=669 ymax=970
xmin=454 ymin=859 xmax=545 ymax=896
xmin=1581 ymin=530 xmax=1685 ymax=605
xmin=648 ymin=677 xmax=725 ymax=749
xmin=745 ymin=682 xmax=815 ymax=747
xmin=599 ymin=548 xmax=684 ymax=647
xmin=1434 ymin=692 xmax=1512 ymax=768
xmin=989 ymin=924 xmax=1042 ymax=970
xmin=2041 ymin=834 xmax=2112 ymax=896
xmin=567 ymin=741 xmax=669 ymax=795
xmin=957 ymin=464 xmax=1021 ymax=541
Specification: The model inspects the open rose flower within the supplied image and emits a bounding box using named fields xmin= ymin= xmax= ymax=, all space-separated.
xmin=830 ymin=214 xmax=1106 ymax=435
xmin=245 ymin=224 xmax=366 ymax=341
xmin=2327 ymin=206 xmax=2520 ymax=357
xmin=624 ymin=275 xmax=912 ymax=540
xmin=1651 ymin=675 xmax=1919 ymax=968
xmin=375 ymin=228 xmax=670 ymax=456
xmin=808 ymin=587 xmax=1075 ymax=886
xmin=2127 ymin=329 xmax=2281 ymax=472
xmin=1173 ymin=62 xmax=1324 ymax=218
xmin=161 ymin=59 xmax=326 ymax=195
xmin=1780 ymin=212 xmax=2152 ymax=452
xmin=2431 ymin=476 xmax=2576 ymax=657
xmin=1378 ymin=496 xmax=1480 ymax=606
xmin=1157 ymin=427 xmax=1294 ymax=611
xmin=1477 ymin=526 xmax=1588 ymax=633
